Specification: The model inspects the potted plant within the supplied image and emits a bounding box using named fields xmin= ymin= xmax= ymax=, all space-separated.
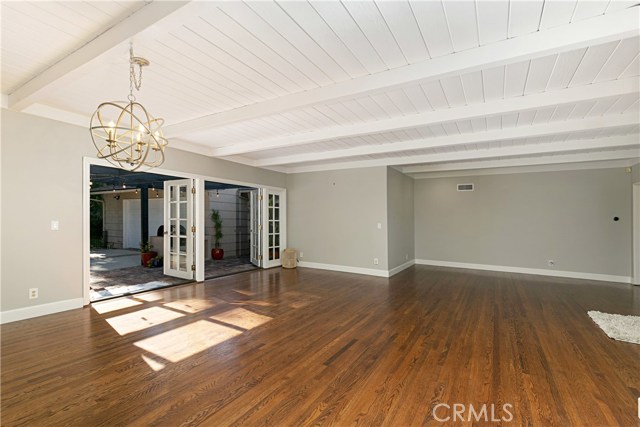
xmin=140 ymin=241 xmax=157 ymax=267
xmin=211 ymin=209 xmax=224 ymax=260
xmin=147 ymin=255 xmax=163 ymax=268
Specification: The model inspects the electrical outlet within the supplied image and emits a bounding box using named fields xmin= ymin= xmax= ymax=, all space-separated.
xmin=377 ymin=223 xmax=382 ymax=229
xmin=547 ymin=260 xmax=555 ymax=267
xmin=373 ymin=258 xmax=379 ymax=265
xmin=50 ymin=220 xmax=59 ymax=231
xmin=299 ymin=251 xmax=303 ymax=259
xmin=29 ymin=288 xmax=38 ymax=299
xmin=405 ymin=254 xmax=409 ymax=260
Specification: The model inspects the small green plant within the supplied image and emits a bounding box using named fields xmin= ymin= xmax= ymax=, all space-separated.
xmin=140 ymin=241 xmax=153 ymax=252
xmin=211 ymin=209 xmax=223 ymax=248
xmin=147 ymin=255 xmax=163 ymax=268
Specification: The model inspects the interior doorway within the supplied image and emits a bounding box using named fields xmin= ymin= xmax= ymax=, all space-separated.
xmin=633 ymin=182 xmax=640 ymax=286
xmin=203 ymin=182 xmax=258 ymax=279
xmin=89 ymin=165 xmax=191 ymax=301
xmin=85 ymin=161 xmax=288 ymax=303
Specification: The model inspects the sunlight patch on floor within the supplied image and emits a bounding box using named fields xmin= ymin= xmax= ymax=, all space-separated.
xmin=135 ymin=292 xmax=165 ymax=302
xmin=106 ymin=307 xmax=184 ymax=335
xmin=164 ymin=298 xmax=216 ymax=314
xmin=141 ymin=354 xmax=166 ymax=372
xmin=92 ymin=297 xmax=142 ymax=314
xmin=134 ymin=320 xmax=242 ymax=363
xmin=233 ymin=289 xmax=257 ymax=297
xmin=210 ymin=307 xmax=272 ymax=330
xmin=232 ymin=300 xmax=274 ymax=307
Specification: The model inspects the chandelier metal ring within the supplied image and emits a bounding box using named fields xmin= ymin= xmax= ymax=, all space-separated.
xmin=89 ymin=44 xmax=167 ymax=172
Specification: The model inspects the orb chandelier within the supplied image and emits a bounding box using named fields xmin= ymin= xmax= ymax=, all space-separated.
xmin=90 ymin=44 xmax=168 ymax=172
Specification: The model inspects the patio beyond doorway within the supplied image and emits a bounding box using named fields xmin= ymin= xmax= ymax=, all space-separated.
xmin=90 ymin=249 xmax=257 ymax=301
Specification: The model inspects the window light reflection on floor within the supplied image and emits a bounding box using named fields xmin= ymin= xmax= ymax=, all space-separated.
xmin=141 ymin=354 xmax=165 ymax=372
xmin=210 ymin=307 xmax=272 ymax=330
xmin=134 ymin=292 xmax=165 ymax=302
xmin=106 ymin=307 xmax=184 ymax=335
xmin=134 ymin=320 xmax=242 ymax=363
xmin=92 ymin=297 xmax=142 ymax=314
xmin=164 ymin=298 xmax=218 ymax=314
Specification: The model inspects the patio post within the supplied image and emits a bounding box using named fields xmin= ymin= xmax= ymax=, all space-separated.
xmin=140 ymin=185 xmax=149 ymax=246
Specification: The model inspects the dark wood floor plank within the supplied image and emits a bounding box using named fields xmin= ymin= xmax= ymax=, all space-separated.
xmin=2 ymin=265 xmax=639 ymax=426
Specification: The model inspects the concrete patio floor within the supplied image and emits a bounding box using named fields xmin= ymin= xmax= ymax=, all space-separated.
xmin=90 ymin=250 xmax=257 ymax=302
xmin=90 ymin=249 xmax=140 ymax=271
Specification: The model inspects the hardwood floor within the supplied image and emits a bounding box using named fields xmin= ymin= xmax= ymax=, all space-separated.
xmin=2 ymin=265 xmax=639 ymax=426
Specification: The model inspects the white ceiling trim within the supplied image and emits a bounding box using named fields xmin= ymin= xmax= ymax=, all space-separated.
xmin=166 ymin=138 xmax=213 ymax=157
xmin=255 ymin=113 xmax=639 ymax=167
xmin=21 ymin=103 xmax=88 ymax=128
xmin=214 ymin=78 xmax=638 ymax=157
xmin=164 ymin=7 xmax=639 ymax=138
xmin=408 ymin=159 xmax=638 ymax=179
xmin=402 ymin=150 xmax=640 ymax=175
xmin=400 ymin=134 xmax=639 ymax=172
xmin=285 ymin=142 xmax=640 ymax=174
xmin=8 ymin=1 xmax=191 ymax=111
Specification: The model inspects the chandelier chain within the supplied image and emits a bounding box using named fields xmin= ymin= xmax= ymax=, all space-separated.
xmin=128 ymin=45 xmax=143 ymax=101
xmin=90 ymin=42 xmax=167 ymax=172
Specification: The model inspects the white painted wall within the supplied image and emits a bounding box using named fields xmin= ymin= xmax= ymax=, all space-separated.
xmin=122 ymin=199 xmax=164 ymax=249
xmin=0 ymin=108 xmax=286 ymax=318
xmin=414 ymin=168 xmax=633 ymax=279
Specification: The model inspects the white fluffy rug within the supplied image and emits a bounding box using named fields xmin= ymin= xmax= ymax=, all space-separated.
xmin=588 ymin=311 xmax=640 ymax=345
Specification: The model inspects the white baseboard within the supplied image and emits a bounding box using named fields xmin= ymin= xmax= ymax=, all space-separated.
xmin=415 ymin=259 xmax=632 ymax=284
xmin=388 ymin=259 xmax=415 ymax=277
xmin=297 ymin=261 xmax=389 ymax=278
xmin=0 ymin=298 xmax=84 ymax=324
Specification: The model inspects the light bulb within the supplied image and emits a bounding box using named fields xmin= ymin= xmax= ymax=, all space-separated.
xmin=107 ymin=121 xmax=116 ymax=141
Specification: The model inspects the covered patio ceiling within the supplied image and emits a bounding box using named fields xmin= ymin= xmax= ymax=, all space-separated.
xmin=90 ymin=165 xmax=254 ymax=193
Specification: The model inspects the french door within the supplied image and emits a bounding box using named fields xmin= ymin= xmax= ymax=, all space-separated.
xmin=163 ymin=179 xmax=194 ymax=280
xmin=249 ymin=190 xmax=262 ymax=267
xmin=262 ymin=189 xmax=286 ymax=269
xmin=248 ymin=188 xmax=286 ymax=269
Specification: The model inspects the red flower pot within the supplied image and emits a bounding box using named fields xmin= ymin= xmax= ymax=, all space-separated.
xmin=141 ymin=251 xmax=157 ymax=267
xmin=212 ymin=248 xmax=224 ymax=260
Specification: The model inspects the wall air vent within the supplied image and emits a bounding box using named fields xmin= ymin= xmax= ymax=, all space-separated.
xmin=457 ymin=183 xmax=474 ymax=192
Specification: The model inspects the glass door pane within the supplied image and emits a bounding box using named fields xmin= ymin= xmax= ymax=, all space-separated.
xmin=262 ymin=189 xmax=286 ymax=268
xmin=164 ymin=179 xmax=194 ymax=280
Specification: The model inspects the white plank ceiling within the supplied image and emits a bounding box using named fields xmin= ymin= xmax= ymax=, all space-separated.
xmin=2 ymin=0 xmax=639 ymax=176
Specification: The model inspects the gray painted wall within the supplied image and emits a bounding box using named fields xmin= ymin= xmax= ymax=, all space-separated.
xmin=286 ymin=167 xmax=388 ymax=271
xmin=632 ymin=162 xmax=640 ymax=184
xmin=387 ymin=167 xmax=414 ymax=270
xmin=0 ymin=109 xmax=286 ymax=312
xmin=414 ymin=168 xmax=632 ymax=277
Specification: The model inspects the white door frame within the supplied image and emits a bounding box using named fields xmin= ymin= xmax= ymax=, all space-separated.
xmin=633 ymin=182 xmax=640 ymax=286
xmin=249 ymin=189 xmax=262 ymax=267
xmin=82 ymin=157 xmax=283 ymax=305
xmin=163 ymin=179 xmax=195 ymax=280
xmin=262 ymin=188 xmax=287 ymax=269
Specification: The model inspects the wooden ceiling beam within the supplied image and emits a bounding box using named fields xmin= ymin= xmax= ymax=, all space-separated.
xmin=165 ymin=7 xmax=639 ymax=138
xmin=215 ymin=78 xmax=638 ymax=158
xmin=255 ymin=113 xmax=638 ymax=167
xmin=8 ymin=1 xmax=191 ymax=111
